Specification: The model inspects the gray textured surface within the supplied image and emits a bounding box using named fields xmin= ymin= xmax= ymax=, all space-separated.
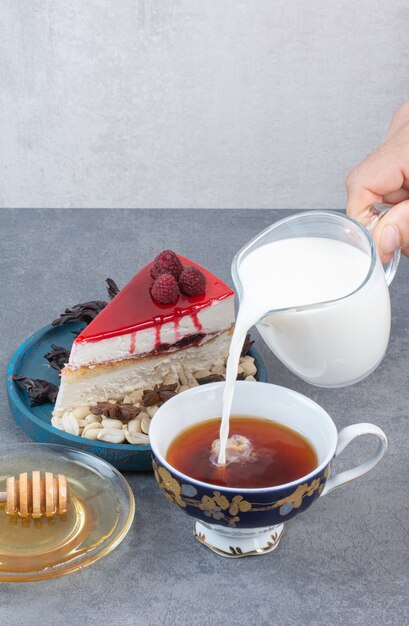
xmin=1 ymin=2 xmax=409 ymax=209
xmin=1 ymin=209 xmax=408 ymax=626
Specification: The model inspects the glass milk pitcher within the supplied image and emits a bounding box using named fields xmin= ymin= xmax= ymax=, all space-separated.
xmin=231 ymin=211 xmax=400 ymax=387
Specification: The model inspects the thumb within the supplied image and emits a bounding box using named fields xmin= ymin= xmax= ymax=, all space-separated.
xmin=371 ymin=200 xmax=409 ymax=263
xmin=346 ymin=147 xmax=406 ymax=222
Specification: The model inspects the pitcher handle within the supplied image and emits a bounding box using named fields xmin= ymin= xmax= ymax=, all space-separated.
xmin=366 ymin=203 xmax=401 ymax=285
xmin=321 ymin=423 xmax=388 ymax=496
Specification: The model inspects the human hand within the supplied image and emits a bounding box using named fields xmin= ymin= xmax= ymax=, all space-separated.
xmin=346 ymin=102 xmax=409 ymax=263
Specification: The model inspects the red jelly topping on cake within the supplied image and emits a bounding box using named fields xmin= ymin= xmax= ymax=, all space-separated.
xmin=75 ymin=254 xmax=233 ymax=344
xmin=129 ymin=331 xmax=137 ymax=354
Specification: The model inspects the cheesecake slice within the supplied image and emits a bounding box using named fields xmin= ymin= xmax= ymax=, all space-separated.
xmin=53 ymin=253 xmax=234 ymax=415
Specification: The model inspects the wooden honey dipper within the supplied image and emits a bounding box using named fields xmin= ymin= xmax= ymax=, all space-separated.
xmin=0 ymin=471 xmax=68 ymax=518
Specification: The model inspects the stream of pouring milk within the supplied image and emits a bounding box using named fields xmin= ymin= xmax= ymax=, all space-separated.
xmin=217 ymin=237 xmax=371 ymax=465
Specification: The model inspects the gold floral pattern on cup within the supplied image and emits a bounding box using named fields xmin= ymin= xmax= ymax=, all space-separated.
xmin=153 ymin=463 xmax=187 ymax=508
xmin=152 ymin=458 xmax=330 ymax=526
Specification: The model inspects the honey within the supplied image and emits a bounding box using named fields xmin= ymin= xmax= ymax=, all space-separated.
xmin=0 ymin=494 xmax=91 ymax=571
xmin=0 ymin=444 xmax=134 ymax=582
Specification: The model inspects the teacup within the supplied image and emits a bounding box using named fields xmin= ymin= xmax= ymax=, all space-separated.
xmin=149 ymin=381 xmax=387 ymax=558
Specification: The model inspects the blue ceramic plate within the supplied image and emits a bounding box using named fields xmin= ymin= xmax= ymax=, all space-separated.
xmin=7 ymin=323 xmax=268 ymax=471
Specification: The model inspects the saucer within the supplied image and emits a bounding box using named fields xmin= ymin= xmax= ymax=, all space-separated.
xmin=0 ymin=443 xmax=134 ymax=582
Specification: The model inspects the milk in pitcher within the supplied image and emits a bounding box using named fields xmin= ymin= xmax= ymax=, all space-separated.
xmin=218 ymin=236 xmax=390 ymax=465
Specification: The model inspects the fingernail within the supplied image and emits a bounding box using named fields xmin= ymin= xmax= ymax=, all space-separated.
xmin=380 ymin=225 xmax=400 ymax=254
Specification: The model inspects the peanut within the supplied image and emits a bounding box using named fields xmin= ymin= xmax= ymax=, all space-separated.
xmin=71 ymin=406 xmax=92 ymax=420
xmin=101 ymin=418 xmax=123 ymax=430
xmin=97 ymin=428 xmax=126 ymax=444
xmin=61 ymin=412 xmax=80 ymax=436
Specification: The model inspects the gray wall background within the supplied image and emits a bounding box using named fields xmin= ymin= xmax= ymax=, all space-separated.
xmin=1 ymin=1 xmax=408 ymax=209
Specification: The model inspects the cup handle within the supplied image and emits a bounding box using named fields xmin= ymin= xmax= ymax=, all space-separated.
xmin=321 ymin=423 xmax=388 ymax=496
xmin=366 ymin=203 xmax=401 ymax=285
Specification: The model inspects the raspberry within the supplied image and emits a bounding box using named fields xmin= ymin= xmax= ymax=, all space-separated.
xmin=179 ymin=266 xmax=206 ymax=297
xmin=151 ymin=250 xmax=183 ymax=280
xmin=151 ymin=273 xmax=179 ymax=305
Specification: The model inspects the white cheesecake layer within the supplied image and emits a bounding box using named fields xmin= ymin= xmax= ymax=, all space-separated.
xmin=54 ymin=330 xmax=231 ymax=414
xmin=69 ymin=295 xmax=234 ymax=369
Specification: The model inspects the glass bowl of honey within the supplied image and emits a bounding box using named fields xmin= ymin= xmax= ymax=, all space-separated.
xmin=0 ymin=443 xmax=135 ymax=581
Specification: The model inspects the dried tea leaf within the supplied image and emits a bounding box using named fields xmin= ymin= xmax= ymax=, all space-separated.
xmin=52 ymin=300 xmax=107 ymax=326
xmin=43 ymin=344 xmax=70 ymax=372
xmin=142 ymin=384 xmax=178 ymax=407
xmin=106 ymin=278 xmax=120 ymax=300
xmin=11 ymin=375 xmax=59 ymax=406
xmin=90 ymin=402 xmax=141 ymax=422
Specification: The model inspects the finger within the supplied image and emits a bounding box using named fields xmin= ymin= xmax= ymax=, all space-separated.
xmin=383 ymin=188 xmax=409 ymax=204
xmin=346 ymin=147 xmax=406 ymax=220
xmin=384 ymin=102 xmax=409 ymax=141
xmin=371 ymin=199 xmax=409 ymax=263
xmin=345 ymin=180 xmax=409 ymax=219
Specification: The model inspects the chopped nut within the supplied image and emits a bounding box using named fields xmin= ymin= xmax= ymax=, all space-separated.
xmin=126 ymin=389 xmax=144 ymax=403
xmin=194 ymin=369 xmax=212 ymax=379
xmin=245 ymin=375 xmax=257 ymax=382
xmin=178 ymin=366 xmax=188 ymax=386
xmin=197 ymin=374 xmax=225 ymax=385
xmin=184 ymin=369 xmax=199 ymax=387
xmin=163 ymin=372 xmax=179 ymax=386
xmin=211 ymin=365 xmax=226 ymax=376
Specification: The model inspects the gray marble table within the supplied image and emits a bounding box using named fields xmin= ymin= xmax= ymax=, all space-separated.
xmin=1 ymin=209 xmax=408 ymax=626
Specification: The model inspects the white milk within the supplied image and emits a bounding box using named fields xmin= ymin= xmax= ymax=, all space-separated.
xmin=218 ymin=236 xmax=391 ymax=465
